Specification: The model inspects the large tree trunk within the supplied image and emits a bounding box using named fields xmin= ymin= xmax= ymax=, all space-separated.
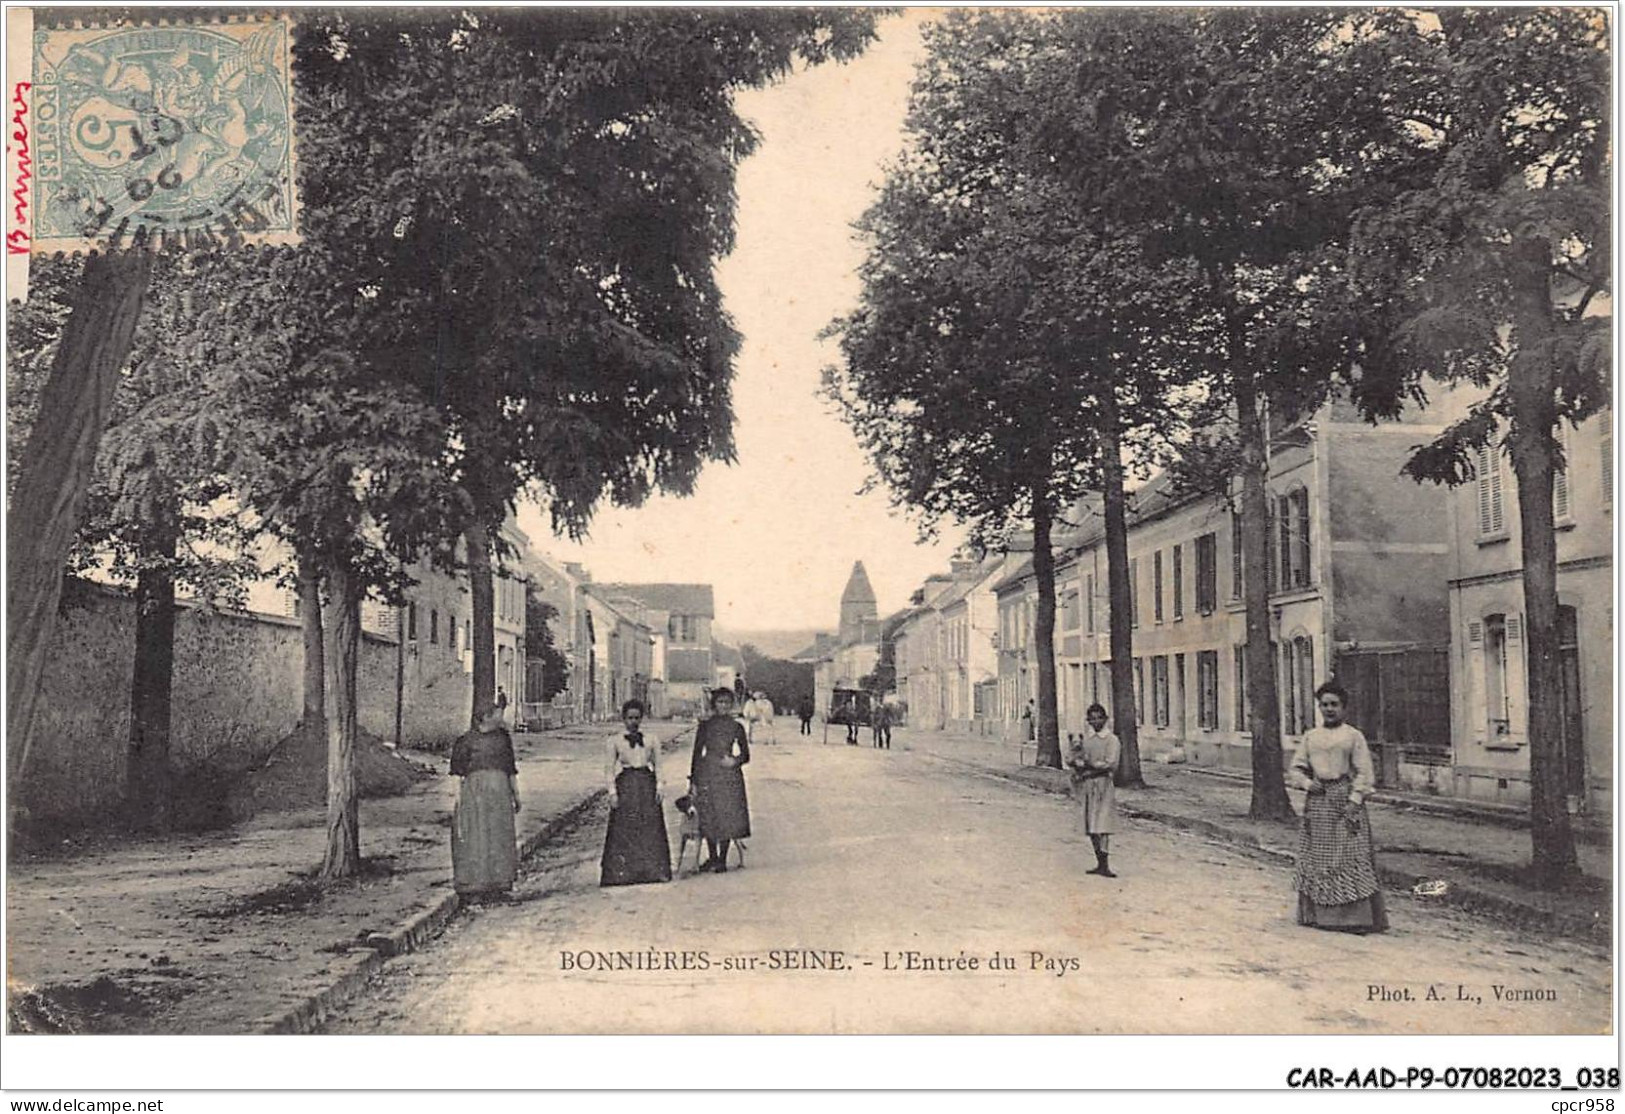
xmin=320 ymin=559 xmax=362 ymax=879
xmin=1234 ymin=366 xmax=1294 ymax=821
xmin=1507 ymin=239 xmax=1580 ymax=886
xmin=466 ymin=520 xmax=496 ymax=724
xmin=7 ymin=252 xmax=153 ymax=799
xmin=124 ymin=498 xmax=179 ymax=831
xmin=296 ymin=543 xmax=325 ymax=731
xmin=1099 ymin=389 xmax=1144 ymax=787
xmin=1031 ymin=472 xmax=1063 ymax=769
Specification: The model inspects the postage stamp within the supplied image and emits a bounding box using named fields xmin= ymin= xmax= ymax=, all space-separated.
xmin=26 ymin=14 xmax=300 ymax=255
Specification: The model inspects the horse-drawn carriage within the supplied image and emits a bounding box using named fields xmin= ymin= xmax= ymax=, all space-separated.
xmin=827 ymin=687 xmax=875 ymax=727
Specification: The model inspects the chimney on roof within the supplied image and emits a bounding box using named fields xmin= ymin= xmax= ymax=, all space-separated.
xmin=950 ymin=557 xmax=980 ymax=581
xmin=564 ymin=562 xmax=590 ymax=582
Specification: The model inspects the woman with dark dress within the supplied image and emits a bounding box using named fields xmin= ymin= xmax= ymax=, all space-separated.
xmin=600 ymin=699 xmax=672 ymax=886
xmin=1290 ymin=681 xmax=1389 ymax=934
xmin=449 ymin=701 xmax=520 ymax=900
xmin=689 ymin=687 xmax=751 ymax=872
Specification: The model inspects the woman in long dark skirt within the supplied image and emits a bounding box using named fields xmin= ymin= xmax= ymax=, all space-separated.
xmin=450 ymin=701 xmax=520 ymax=900
xmin=689 ymin=687 xmax=751 ymax=873
xmin=601 ymin=698 xmax=672 ymax=886
xmin=1290 ymin=681 xmax=1389 ymax=934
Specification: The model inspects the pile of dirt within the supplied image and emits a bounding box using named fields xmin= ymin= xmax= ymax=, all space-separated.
xmin=231 ymin=721 xmax=437 ymax=820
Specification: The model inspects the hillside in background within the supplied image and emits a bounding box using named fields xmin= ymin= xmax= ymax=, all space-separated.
xmin=713 ymin=628 xmax=828 ymax=661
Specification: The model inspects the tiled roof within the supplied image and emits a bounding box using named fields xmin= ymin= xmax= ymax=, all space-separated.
xmin=598 ymin=583 xmax=715 ymax=618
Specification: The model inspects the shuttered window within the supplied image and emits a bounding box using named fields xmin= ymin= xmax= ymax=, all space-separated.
xmin=1197 ymin=650 xmax=1220 ymax=730
xmin=1278 ymin=488 xmax=1312 ymax=588
xmin=1195 ymin=533 xmax=1218 ymax=615
xmin=1600 ymin=409 xmax=1613 ymax=510
xmin=1476 ymin=444 xmax=1506 ymax=536
xmin=1553 ymin=423 xmax=1572 ymax=522
xmin=1172 ymin=545 xmax=1184 ymax=619
xmin=1231 ymin=511 xmax=1245 ymax=598
xmin=1233 ymin=646 xmax=1249 ymax=731
xmin=1129 ymin=559 xmax=1140 ymax=628
xmin=1152 ymin=656 xmax=1170 ymax=727
xmin=1153 ymin=550 xmax=1165 ymax=623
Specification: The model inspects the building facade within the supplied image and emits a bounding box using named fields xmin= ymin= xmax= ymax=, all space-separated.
xmin=1444 ymin=406 xmax=1613 ymax=812
xmin=603 ymin=584 xmax=716 ymax=718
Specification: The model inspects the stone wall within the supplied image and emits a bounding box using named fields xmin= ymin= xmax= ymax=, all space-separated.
xmin=15 ymin=580 xmax=463 ymax=832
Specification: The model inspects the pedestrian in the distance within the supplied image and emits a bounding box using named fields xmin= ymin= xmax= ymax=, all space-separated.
xmin=871 ymin=701 xmax=892 ymax=749
xmin=1289 ymin=681 xmax=1388 ymax=934
xmin=749 ymin=691 xmax=776 ymax=745
xmin=449 ymin=701 xmax=520 ymax=901
xmin=600 ymin=699 xmax=671 ymax=887
xmin=845 ymin=704 xmax=861 ymax=746
xmin=1067 ymin=703 xmax=1120 ymax=877
xmin=496 ymin=686 xmax=510 ymax=725
xmin=798 ymin=696 xmax=814 ymax=736
xmin=689 ymin=687 xmax=751 ymax=872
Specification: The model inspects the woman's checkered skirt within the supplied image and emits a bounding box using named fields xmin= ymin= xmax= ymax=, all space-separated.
xmin=1294 ymin=776 xmax=1381 ymax=907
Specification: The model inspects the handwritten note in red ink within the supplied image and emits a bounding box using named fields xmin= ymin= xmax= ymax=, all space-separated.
xmin=8 ymin=81 xmax=30 ymax=257
xmin=4 ymin=6 xmax=31 ymax=300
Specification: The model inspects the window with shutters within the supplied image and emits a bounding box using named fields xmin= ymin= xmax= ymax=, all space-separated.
xmin=1172 ymin=545 xmax=1184 ymax=619
xmin=1152 ymin=655 xmax=1170 ymax=727
xmin=1281 ymin=643 xmax=1296 ymax=734
xmin=407 ymin=602 xmax=418 ymax=642
xmin=1281 ymin=636 xmax=1316 ymax=735
xmin=1153 ymin=550 xmax=1165 ymax=623
xmin=1553 ymin=423 xmax=1573 ymax=524
xmin=1484 ymin=614 xmax=1511 ymax=739
xmin=1197 ymin=650 xmax=1220 ymax=730
xmin=1062 ymin=588 xmax=1080 ymax=631
xmin=430 ymin=609 xmax=439 ymax=645
xmin=1233 ymin=645 xmax=1249 ymax=731
xmin=1195 ymin=533 xmax=1218 ymax=615
xmin=1295 ymin=636 xmax=1315 ymax=732
xmin=1084 ymin=574 xmax=1095 ymax=633
xmin=1134 ymin=658 xmax=1146 ymax=724
xmin=1277 ymin=487 xmax=1312 ymax=589
xmin=1129 ymin=559 xmax=1140 ymax=628
xmin=1475 ymin=444 xmax=1507 ymax=538
xmin=1601 ymin=409 xmax=1613 ymax=510
xmin=1231 ymin=510 xmax=1245 ymax=599
xmin=450 ymin=615 xmax=458 ymax=652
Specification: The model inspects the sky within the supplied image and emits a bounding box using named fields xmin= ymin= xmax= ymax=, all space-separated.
xmin=516 ymin=11 xmax=964 ymax=633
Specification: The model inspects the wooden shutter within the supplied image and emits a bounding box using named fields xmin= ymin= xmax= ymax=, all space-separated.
xmin=1506 ymin=613 xmax=1528 ymax=740
xmin=1601 ymin=409 xmax=1613 ymax=509
xmin=1477 ymin=445 xmax=1505 ymax=535
xmin=1553 ymin=424 xmax=1571 ymax=520
xmin=1466 ymin=618 xmax=1486 ymax=742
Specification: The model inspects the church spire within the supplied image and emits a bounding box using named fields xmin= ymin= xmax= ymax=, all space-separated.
xmin=839 ymin=561 xmax=878 ymax=644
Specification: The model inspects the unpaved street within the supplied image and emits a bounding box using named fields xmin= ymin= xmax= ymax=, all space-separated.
xmin=324 ymin=735 xmax=1611 ymax=1035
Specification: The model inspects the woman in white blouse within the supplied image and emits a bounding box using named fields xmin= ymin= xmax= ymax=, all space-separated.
xmin=1288 ymin=681 xmax=1388 ymax=933
xmin=600 ymin=699 xmax=672 ymax=886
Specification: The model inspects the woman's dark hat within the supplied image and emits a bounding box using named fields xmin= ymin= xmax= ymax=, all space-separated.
xmin=673 ymin=795 xmax=693 ymax=813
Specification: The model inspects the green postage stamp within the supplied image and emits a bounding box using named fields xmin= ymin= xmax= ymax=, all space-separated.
xmin=24 ymin=14 xmax=300 ymax=254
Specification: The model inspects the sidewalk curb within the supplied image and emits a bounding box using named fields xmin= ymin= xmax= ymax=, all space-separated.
xmin=260 ymin=726 xmax=694 ymax=1035
xmin=1178 ymin=763 xmax=1611 ymax=846
xmin=918 ymin=748 xmax=1608 ymax=944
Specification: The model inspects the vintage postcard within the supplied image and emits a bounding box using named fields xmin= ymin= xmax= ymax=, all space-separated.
xmin=2 ymin=2 xmax=1616 ymax=1101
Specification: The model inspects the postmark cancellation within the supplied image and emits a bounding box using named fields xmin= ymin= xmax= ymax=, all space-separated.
xmin=24 ymin=12 xmax=300 ymax=255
